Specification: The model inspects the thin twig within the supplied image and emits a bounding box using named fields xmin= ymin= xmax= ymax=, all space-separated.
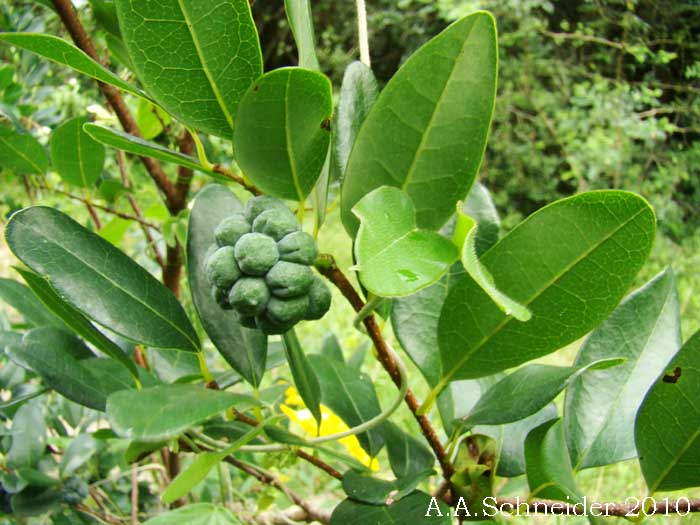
xmin=223 ymin=457 xmax=331 ymax=524
xmin=314 ymin=255 xmax=454 ymax=481
xmin=75 ymin=503 xmax=125 ymax=525
xmin=212 ymin=164 xmax=262 ymax=195
xmin=116 ymin=151 xmax=166 ymax=268
xmin=51 ymin=0 xmax=178 ymax=210
xmin=39 ymin=184 xmax=161 ymax=231
xmin=130 ymin=465 xmax=138 ymax=525
xmin=232 ymin=409 xmax=343 ymax=480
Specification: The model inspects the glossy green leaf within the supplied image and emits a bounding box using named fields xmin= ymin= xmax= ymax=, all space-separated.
xmin=8 ymin=328 xmax=127 ymax=411
xmin=163 ymin=422 xmax=268 ymax=503
xmin=432 ymin=373 xmax=558 ymax=477
xmin=330 ymin=491 xmax=451 ymax=524
xmin=17 ymin=268 xmax=138 ymax=377
xmin=187 ymin=184 xmax=267 ymax=386
xmin=6 ymin=206 xmax=200 ymax=352
xmin=308 ymin=353 xmax=384 ymax=456
xmin=0 ymin=33 xmax=146 ymax=99
xmin=85 ymin=123 xmax=208 ymax=174
xmin=636 ymin=329 xmax=700 ymax=493
xmin=282 ymin=330 xmax=321 ymax=425
xmin=392 ymin=185 xmax=500 ymax=386
xmin=436 ymin=191 xmax=655 ymax=386
xmin=483 ymin=404 xmax=559 ymax=478
xmin=458 ymin=214 xmax=531 ymax=322
xmin=7 ymin=400 xmax=45 ymax=469
xmin=341 ymin=469 xmax=432 ymax=506
xmin=341 ymin=12 xmax=498 ymax=236
xmin=353 ymin=187 xmax=459 ymax=297
xmin=465 ymin=358 xmax=623 ymax=427
xmin=107 ymin=384 xmax=256 ymax=442
xmin=60 ymin=434 xmax=99 ymax=476
xmin=437 ymin=376 xmax=496 ymax=436
xmin=163 ymin=453 xmax=220 ymax=504
xmin=0 ymin=127 xmax=47 ymax=175
xmin=461 ymin=182 xmax=500 ymax=256
xmin=137 ymin=98 xmax=171 ymax=140
xmin=336 ymin=61 xmax=378 ymax=175
xmin=285 ymin=0 xmax=320 ymax=70
xmin=143 ymin=504 xmax=240 ymax=525
xmin=566 ymin=269 xmax=681 ymax=470
xmin=320 ymin=333 xmax=344 ymax=363
xmin=10 ymin=486 xmax=63 ymax=517
xmin=384 ymin=422 xmax=434 ymax=480
xmin=90 ymin=0 xmax=121 ymax=36
xmin=0 ymin=277 xmax=62 ymax=328
xmin=234 ymin=68 xmax=333 ymax=200
xmin=115 ymin=0 xmax=262 ymax=138
xmin=525 ymin=418 xmax=582 ymax=503
xmin=50 ymin=116 xmax=104 ymax=187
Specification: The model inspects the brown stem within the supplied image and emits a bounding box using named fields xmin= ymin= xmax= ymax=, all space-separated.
xmin=163 ymin=243 xmax=183 ymax=297
xmin=223 ymin=457 xmax=331 ymax=524
xmin=75 ymin=503 xmax=125 ymax=525
xmin=116 ymin=151 xmax=166 ymax=268
xmin=212 ymin=164 xmax=262 ymax=195
xmin=51 ymin=0 xmax=178 ymax=209
xmin=315 ymin=255 xmax=454 ymax=481
xmin=232 ymin=409 xmax=343 ymax=480
xmin=84 ymin=197 xmax=102 ymax=229
xmin=130 ymin=465 xmax=138 ymax=525
xmin=493 ymin=497 xmax=700 ymax=518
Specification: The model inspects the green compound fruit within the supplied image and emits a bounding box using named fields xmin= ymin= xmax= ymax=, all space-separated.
xmin=266 ymin=261 xmax=314 ymax=297
xmin=253 ymin=207 xmax=299 ymax=241
xmin=229 ymin=277 xmax=270 ymax=317
xmin=278 ymin=231 xmax=318 ymax=265
xmin=234 ymin=233 xmax=279 ymax=276
xmin=204 ymin=195 xmax=331 ymax=334
xmin=215 ymin=213 xmax=250 ymax=246
xmin=206 ymin=246 xmax=240 ymax=288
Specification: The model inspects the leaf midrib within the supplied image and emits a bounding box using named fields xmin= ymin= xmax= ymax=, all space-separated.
xmin=400 ymin=22 xmax=476 ymax=193
xmin=0 ymin=135 xmax=43 ymax=174
xmin=573 ymin=285 xmax=675 ymax=471
xmin=283 ymin=72 xmax=305 ymax=201
xmin=441 ymin=207 xmax=647 ymax=385
xmin=16 ymin=218 xmax=198 ymax=351
xmin=176 ymin=0 xmax=234 ymax=131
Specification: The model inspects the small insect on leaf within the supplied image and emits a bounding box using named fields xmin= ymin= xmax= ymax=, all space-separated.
xmin=662 ymin=366 xmax=682 ymax=384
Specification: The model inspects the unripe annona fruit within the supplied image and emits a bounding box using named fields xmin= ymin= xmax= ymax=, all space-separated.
xmin=205 ymin=195 xmax=331 ymax=334
xmin=253 ymin=207 xmax=299 ymax=241
xmin=267 ymin=295 xmax=309 ymax=324
xmin=229 ymin=277 xmax=270 ymax=317
xmin=234 ymin=232 xmax=279 ymax=276
xmin=255 ymin=313 xmax=295 ymax=335
xmin=245 ymin=195 xmax=290 ymax=224
xmin=215 ymin=213 xmax=251 ymax=246
xmin=278 ymin=231 xmax=318 ymax=265
xmin=206 ymin=246 xmax=241 ymax=288
xmin=266 ymin=261 xmax=313 ymax=297
xmin=304 ymin=276 xmax=332 ymax=320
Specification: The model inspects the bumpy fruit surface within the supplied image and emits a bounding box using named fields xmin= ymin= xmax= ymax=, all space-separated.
xmin=204 ymin=195 xmax=331 ymax=334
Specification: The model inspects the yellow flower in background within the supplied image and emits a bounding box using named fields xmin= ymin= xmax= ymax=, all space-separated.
xmin=281 ymin=387 xmax=379 ymax=472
